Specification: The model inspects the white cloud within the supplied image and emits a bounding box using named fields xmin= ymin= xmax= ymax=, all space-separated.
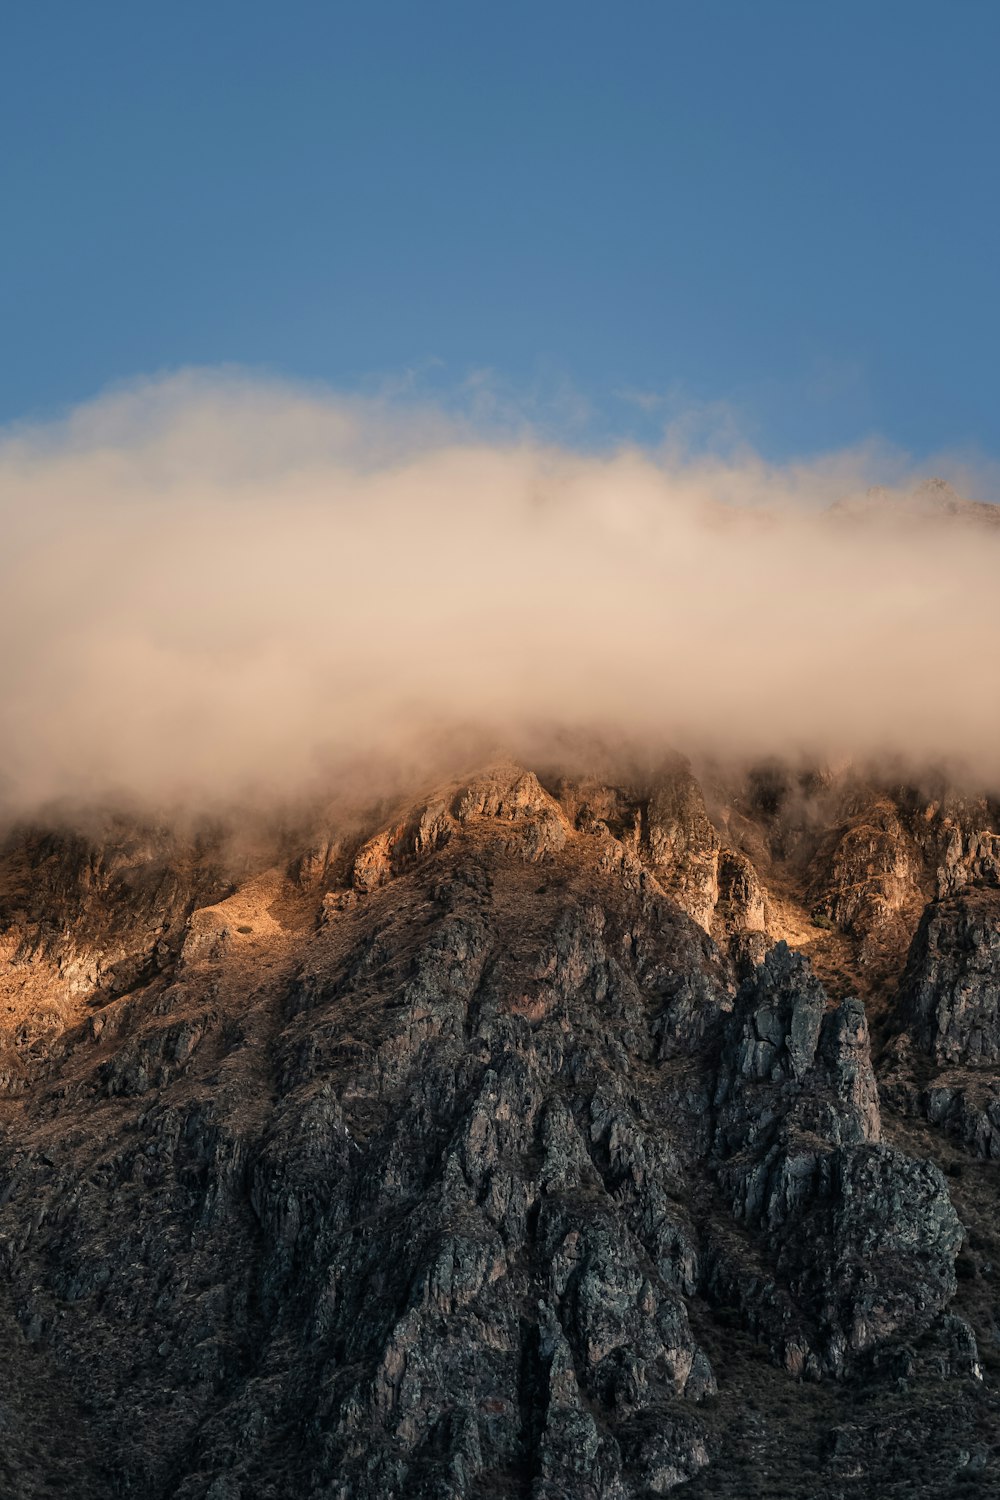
xmin=1 ymin=370 xmax=997 ymax=813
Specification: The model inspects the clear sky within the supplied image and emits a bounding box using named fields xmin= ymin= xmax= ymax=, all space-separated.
xmin=2 ymin=1 xmax=997 ymax=461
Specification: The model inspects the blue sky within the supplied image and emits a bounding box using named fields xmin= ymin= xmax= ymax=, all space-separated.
xmin=2 ymin=1 xmax=997 ymax=461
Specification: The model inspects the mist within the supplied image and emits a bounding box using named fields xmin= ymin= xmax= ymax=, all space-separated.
xmin=2 ymin=371 xmax=998 ymax=815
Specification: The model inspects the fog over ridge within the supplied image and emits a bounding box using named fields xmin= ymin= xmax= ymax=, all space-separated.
xmin=2 ymin=371 xmax=998 ymax=813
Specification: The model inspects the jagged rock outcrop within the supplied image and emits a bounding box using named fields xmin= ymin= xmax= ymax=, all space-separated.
xmin=932 ymin=819 xmax=1000 ymax=898
xmin=897 ymin=890 xmax=1000 ymax=1066
xmin=642 ymin=766 xmax=721 ymax=931
xmin=707 ymin=947 xmax=961 ymax=1378
xmin=881 ymin=886 xmax=1000 ymax=1167
xmin=0 ymin=760 xmax=995 ymax=1497
xmin=805 ymin=798 xmax=924 ymax=969
xmin=350 ymin=765 xmax=567 ymax=894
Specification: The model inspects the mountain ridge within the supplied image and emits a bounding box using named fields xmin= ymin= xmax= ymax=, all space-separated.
xmin=0 ymin=755 xmax=998 ymax=1497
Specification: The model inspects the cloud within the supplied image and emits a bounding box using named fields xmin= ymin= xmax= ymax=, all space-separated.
xmin=0 ymin=370 xmax=997 ymax=814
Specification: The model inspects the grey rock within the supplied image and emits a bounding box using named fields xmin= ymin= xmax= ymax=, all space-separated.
xmin=897 ymin=888 xmax=1000 ymax=1065
xmin=0 ymin=761 xmax=992 ymax=1498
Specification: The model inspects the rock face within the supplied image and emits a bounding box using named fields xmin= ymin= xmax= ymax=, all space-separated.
xmin=804 ymin=797 xmax=927 ymax=981
xmin=0 ymin=760 xmax=996 ymax=1498
xmin=897 ymin=890 xmax=1000 ymax=1065
xmin=642 ymin=766 xmax=721 ymax=931
xmin=883 ymin=887 xmax=1000 ymax=1163
xmin=710 ymin=947 xmax=959 ymax=1379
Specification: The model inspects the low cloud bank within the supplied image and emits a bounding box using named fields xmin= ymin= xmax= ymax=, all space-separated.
xmin=1 ymin=371 xmax=998 ymax=814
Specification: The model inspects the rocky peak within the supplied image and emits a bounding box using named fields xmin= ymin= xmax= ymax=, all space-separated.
xmin=0 ymin=756 xmax=996 ymax=1495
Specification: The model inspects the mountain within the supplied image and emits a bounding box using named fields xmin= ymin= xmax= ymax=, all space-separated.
xmin=831 ymin=477 xmax=1000 ymax=530
xmin=0 ymin=757 xmax=998 ymax=1498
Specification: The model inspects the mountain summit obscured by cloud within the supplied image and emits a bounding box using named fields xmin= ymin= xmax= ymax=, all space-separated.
xmin=2 ymin=372 xmax=997 ymax=812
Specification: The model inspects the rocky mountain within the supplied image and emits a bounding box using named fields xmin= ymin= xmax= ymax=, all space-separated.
xmin=0 ymin=757 xmax=998 ymax=1498
xmin=832 ymin=477 xmax=1000 ymax=531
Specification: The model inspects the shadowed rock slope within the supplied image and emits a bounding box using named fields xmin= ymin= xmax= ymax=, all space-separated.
xmin=0 ymin=760 xmax=998 ymax=1498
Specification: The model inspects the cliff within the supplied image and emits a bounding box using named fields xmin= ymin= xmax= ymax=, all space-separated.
xmin=0 ymin=758 xmax=997 ymax=1497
